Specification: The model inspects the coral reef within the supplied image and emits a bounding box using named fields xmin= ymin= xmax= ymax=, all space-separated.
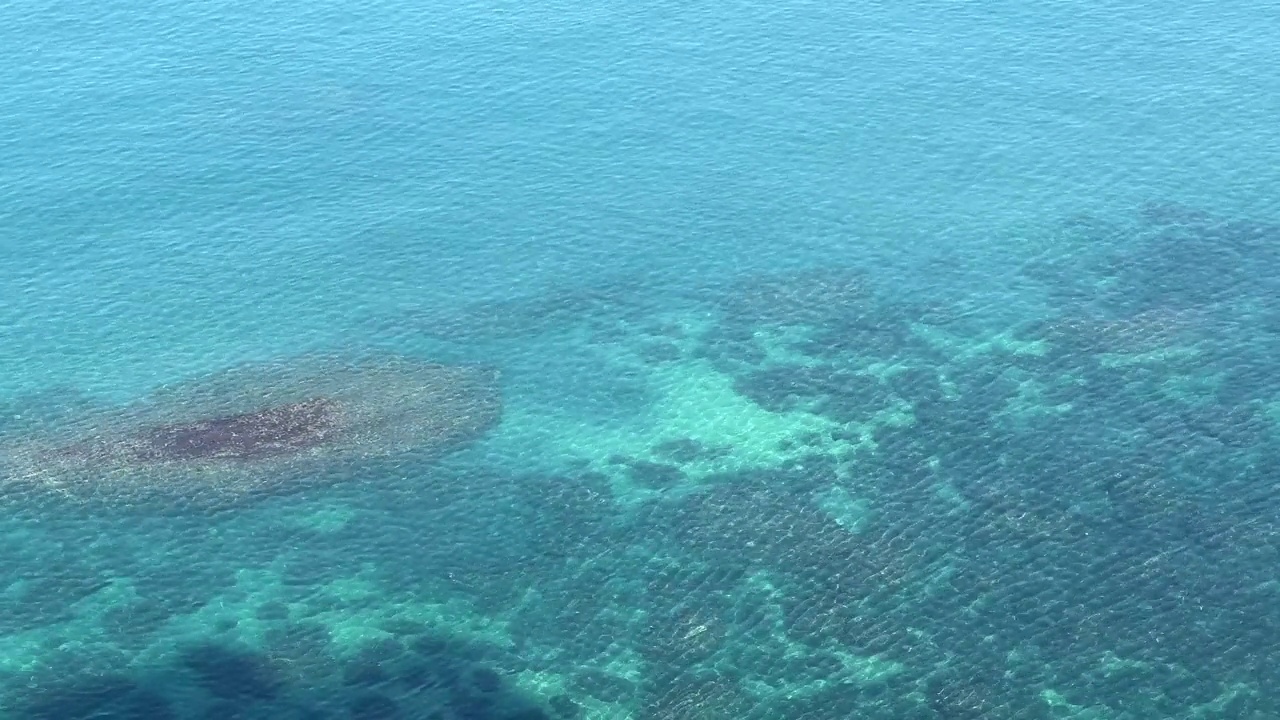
xmin=10 ymin=206 xmax=1280 ymax=719
xmin=1 ymin=354 xmax=502 ymax=505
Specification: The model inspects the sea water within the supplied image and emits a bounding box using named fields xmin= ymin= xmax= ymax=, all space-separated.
xmin=1 ymin=0 xmax=1278 ymax=717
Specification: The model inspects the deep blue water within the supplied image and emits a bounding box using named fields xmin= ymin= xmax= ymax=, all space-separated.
xmin=2 ymin=0 xmax=1280 ymax=718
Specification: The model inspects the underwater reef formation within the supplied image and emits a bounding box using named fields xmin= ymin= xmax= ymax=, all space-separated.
xmin=0 ymin=354 xmax=502 ymax=505
xmin=709 ymin=266 xmax=874 ymax=327
xmin=1037 ymin=306 xmax=1210 ymax=355
xmin=11 ymin=205 xmax=1280 ymax=719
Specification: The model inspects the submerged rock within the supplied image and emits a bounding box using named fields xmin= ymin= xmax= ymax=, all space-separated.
xmin=131 ymin=398 xmax=342 ymax=462
xmin=1 ymin=354 xmax=502 ymax=505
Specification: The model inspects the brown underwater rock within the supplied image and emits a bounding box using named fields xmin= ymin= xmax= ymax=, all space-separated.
xmin=2 ymin=354 xmax=502 ymax=505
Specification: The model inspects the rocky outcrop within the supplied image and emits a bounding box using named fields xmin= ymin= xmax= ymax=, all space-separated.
xmin=2 ymin=354 xmax=502 ymax=505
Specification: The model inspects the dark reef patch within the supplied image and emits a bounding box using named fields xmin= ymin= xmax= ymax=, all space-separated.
xmin=179 ymin=642 xmax=282 ymax=701
xmin=2 ymin=623 xmax=549 ymax=720
xmin=136 ymin=398 xmax=341 ymax=462
xmin=1 ymin=354 xmax=502 ymax=506
xmin=650 ymin=437 xmax=729 ymax=464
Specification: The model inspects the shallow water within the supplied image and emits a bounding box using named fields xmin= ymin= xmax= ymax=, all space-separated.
xmin=2 ymin=0 xmax=1279 ymax=717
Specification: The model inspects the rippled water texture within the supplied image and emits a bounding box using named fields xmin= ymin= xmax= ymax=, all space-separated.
xmin=1 ymin=0 xmax=1279 ymax=718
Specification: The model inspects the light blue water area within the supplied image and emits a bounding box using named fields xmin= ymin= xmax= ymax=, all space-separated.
xmin=3 ymin=0 xmax=1278 ymax=391
xmin=2 ymin=0 xmax=1280 ymax=717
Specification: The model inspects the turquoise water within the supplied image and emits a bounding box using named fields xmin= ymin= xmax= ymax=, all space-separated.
xmin=3 ymin=0 xmax=1280 ymax=717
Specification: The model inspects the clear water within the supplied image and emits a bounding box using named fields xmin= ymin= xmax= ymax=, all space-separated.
xmin=2 ymin=0 xmax=1279 ymax=717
